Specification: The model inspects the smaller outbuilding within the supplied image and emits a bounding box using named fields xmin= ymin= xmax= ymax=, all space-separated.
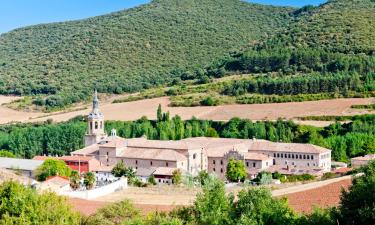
xmin=0 ymin=157 xmax=44 ymax=178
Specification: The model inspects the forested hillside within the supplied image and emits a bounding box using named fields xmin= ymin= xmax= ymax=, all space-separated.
xmin=271 ymin=0 xmax=375 ymax=54
xmin=0 ymin=0 xmax=292 ymax=109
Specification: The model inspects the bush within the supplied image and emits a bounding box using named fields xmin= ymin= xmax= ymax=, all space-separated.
xmin=0 ymin=181 xmax=81 ymax=224
xmin=35 ymin=159 xmax=72 ymax=181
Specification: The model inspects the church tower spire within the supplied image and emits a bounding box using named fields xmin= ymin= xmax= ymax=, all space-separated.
xmin=84 ymin=90 xmax=107 ymax=146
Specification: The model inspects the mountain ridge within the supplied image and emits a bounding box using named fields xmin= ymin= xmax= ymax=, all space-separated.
xmin=0 ymin=0 xmax=293 ymax=109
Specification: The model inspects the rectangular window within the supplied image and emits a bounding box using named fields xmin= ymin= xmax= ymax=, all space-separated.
xmin=213 ymin=160 xmax=216 ymax=165
xmin=246 ymin=162 xmax=249 ymax=167
xmin=253 ymin=162 xmax=256 ymax=168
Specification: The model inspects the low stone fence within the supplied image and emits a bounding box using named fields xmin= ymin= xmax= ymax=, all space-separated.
xmin=60 ymin=178 xmax=127 ymax=200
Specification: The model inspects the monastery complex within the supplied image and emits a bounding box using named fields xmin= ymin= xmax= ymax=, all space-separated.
xmin=71 ymin=92 xmax=332 ymax=182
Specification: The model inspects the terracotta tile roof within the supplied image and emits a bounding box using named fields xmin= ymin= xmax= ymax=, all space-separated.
xmin=92 ymin=165 xmax=114 ymax=172
xmin=244 ymin=152 xmax=270 ymax=161
xmin=351 ymin=154 xmax=375 ymax=161
xmin=153 ymin=167 xmax=178 ymax=176
xmin=120 ymin=148 xmax=187 ymax=162
xmin=333 ymin=167 xmax=352 ymax=174
xmin=127 ymin=138 xmax=202 ymax=150
xmin=248 ymin=141 xmax=330 ymax=154
xmin=71 ymin=143 xmax=100 ymax=155
xmin=136 ymin=167 xmax=156 ymax=177
xmin=60 ymin=156 xmax=96 ymax=162
xmin=99 ymin=136 xmax=128 ymax=148
xmin=44 ymin=176 xmax=70 ymax=186
xmin=265 ymin=165 xmax=324 ymax=175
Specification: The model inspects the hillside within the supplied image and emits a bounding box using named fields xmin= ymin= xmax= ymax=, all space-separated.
xmin=275 ymin=0 xmax=375 ymax=54
xmin=0 ymin=0 xmax=292 ymax=109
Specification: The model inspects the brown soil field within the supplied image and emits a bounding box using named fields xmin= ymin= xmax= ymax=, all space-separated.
xmin=0 ymin=95 xmax=373 ymax=126
xmin=284 ymin=179 xmax=351 ymax=213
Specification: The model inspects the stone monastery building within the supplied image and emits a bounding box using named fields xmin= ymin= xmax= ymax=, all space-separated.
xmin=72 ymin=92 xmax=332 ymax=180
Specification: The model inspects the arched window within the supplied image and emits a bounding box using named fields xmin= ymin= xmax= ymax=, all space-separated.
xmin=193 ymin=153 xmax=197 ymax=159
xmin=95 ymin=121 xmax=98 ymax=129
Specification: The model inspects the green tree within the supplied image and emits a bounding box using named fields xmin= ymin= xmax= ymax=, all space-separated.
xmin=231 ymin=188 xmax=298 ymax=224
xmin=83 ymin=172 xmax=96 ymax=190
xmin=226 ymin=159 xmax=247 ymax=182
xmin=205 ymin=128 xmax=219 ymax=138
xmin=69 ymin=170 xmax=81 ymax=190
xmin=112 ymin=161 xmax=127 ymax=177
xmin=85 ymin=200 xmax=140 ymax=225
xmin=172 ymin=169 xmax=182 ymax=185
xmin=147 ymin=175 xmax=157 ymax=185
xmin=338 ymin=161 xmax=375 ymax=225
xmin=0 ymin=181 xmax=81 ymax=224
xmin=195 ymin=177 xmax=230 ymax=225
xmin=157 ymin=104 xmax=163 ymax=122
xmin=35 ymin=159 xmax=72 ymax=181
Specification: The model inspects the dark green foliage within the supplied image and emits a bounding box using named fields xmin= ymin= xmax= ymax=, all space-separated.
xmin=223 ymin=73 xmax=363 ymax=96
xmin=338 ymin=161 xmax=375 ymax=225
xmin=0 ymin=0 xmax=293 ymax=110
xmin=83 ymin=172 xmax=96 ymax=190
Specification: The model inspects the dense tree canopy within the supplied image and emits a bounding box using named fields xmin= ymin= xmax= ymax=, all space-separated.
xmin=0 ymin=0 xmax=293 ymax=110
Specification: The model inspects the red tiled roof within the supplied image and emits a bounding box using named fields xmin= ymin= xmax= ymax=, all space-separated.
xmin=60 ymin=156 xmax=96 ymax=162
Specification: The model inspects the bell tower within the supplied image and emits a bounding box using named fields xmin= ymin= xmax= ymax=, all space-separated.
xmin=84 ymin=90 xmax=107 ymax=146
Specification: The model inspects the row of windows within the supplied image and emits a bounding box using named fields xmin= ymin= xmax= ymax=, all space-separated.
xmin=121 ymin=159 xmax=171 ymax=167
xmin=212 ymin=160 xmax=223 ymax=165
xmin=213 ymin=168 xmax=224 ymax=173
xmin=321 ymin=154 xmax=330 ymax=159
xmin=273 ymin=153 xmax=315 ymax=160
xmin=285 ymin=161 xmax=316 ymax=167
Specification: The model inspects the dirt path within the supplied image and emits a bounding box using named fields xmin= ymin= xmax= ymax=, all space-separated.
xmin=272 ymin=175 xmax=352 ymax=196
xmin=0 ymin=95 xmax=373 ymax=126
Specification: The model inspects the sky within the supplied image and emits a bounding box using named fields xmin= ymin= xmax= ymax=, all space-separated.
xmin=0 ymin=0 xmax=326 ymax=34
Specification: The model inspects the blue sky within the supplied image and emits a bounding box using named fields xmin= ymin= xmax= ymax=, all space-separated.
xmin=0 ymin=0 xmax=326 ymax=34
